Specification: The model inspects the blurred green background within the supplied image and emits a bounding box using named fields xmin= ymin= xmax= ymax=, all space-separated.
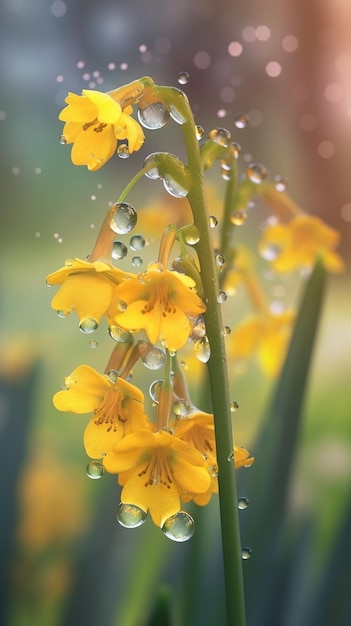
xmin=0 ymin=1 xmax=350 ymax=625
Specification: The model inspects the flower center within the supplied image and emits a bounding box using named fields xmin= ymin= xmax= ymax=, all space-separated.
xmin=94 ymin=388 xmax=127 ymax=432
xmin=141 ymin=280 xmax=177 ymax=318
xmin=138 ymin=449 xmax=174 ymax=488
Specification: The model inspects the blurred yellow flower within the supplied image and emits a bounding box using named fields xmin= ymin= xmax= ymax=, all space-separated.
xmin=46 ymin=257 xmax=131 ymax=330
xmin=59 ymin=86 xmax=145 ymax=170
xmin=104 ymin=429 xmax=211 ymax=527
xmin=114 ymin=264 xmax=206 ymax=352
xmin=53 ymin=365 xmax=150 ymax=458
xmin=229 ymin=309 xmax=296 ymax=377
xmin=259 ymin=215 xmax=344 ymax=273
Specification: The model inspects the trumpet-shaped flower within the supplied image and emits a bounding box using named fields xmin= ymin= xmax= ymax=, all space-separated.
xmin=53 ymin=365 xmax=150 ymax=458
xmin=103 ymin=429 xmax=211 ymax=527
xmin=46 ymin=258 xmax=132 ymax=330
xmin=229 ymin=309 xmax=296 ymax=378
xmin=59 ymin=87 xmax=145 ymax=171
xmin=114 ymin=265 xmax=206 ymax=352
xmin=259 ymin=215 xmax=344 ymax=273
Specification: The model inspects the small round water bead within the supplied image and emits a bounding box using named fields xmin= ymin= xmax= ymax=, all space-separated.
xmin=217 ymin=290 xmax=227 ymax=303
xmin=238 ymin=497 xmax=249 ymax=510
xmin=140 ymin=344 xmax=166 ymax=370
xmin=230 ymin=400 xmax=239 ymax=412
xmin=162 ymin=511 xmax=195 ymax=542
xmin=183 ymin=225 xmax=200 ymax=245
xmin=86 ymin=461 xmax=104 ymax=479
xmin=112 ymin=241 xmax=128 ymax=260
xmin=109 ymin=326 xmax=132 ymax=343
xmin=215 ymin=253 xmax=225 ymax=267
xmin=117 ymin=503 xmax=148 ymax=528
xmin=132 ymin=256 xmax=143 ymax=267
xmin=79 ymin=317 xmax=98 ymax=334
xmin=110 ymin=202 xmax=137 ymax=234
xmin=178 ymin=71 xmax=190 ymax=85
xmin=195 ymin=125 xmax=204 ymax=140
xmin=138 ymin=102 xmax=170 ymax=129
xmin=163 ymin=174 xmax=189 ymax=198
xmin=234 ymin=113 xmax=250 ymax=129
xmin=117 ymin=143 xmax=130 ymax=158
xmin=246 ymin=162 xmax=267 ymax=184
xmin=208 ymin=127 xmax=231 ymax=147
xmin=57 ymin=310 xmax=69 ymax=318
xmin=59 ymin=134 xmax=67 ymax=144
xmin=143 ymin=153 xmax=161 ymax=179
xmin=230 ymin=210 xmax=248 ymax=226
xmin=194 ymin=336 xmax=211 ymax=363
xmin=209 ymin=215 xmax=218 ymax=228
xmin=241 ymin=547 xmax=253 ymax=560
xmin=106 ymin=369 xmax=119 ymax=383
xmin=274 ymin=175 xmax=287 ymax=192
xmin=173 ymin=399 xmax=191 ymax=416
xmin=130 ymin=234 xmax=145 ymax=251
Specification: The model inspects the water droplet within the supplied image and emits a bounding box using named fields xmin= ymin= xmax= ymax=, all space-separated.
xmin=208 ymin=127 xmax=231 ymax=147
xmin=112 ymin=241 xmax=128 ymax=259
xmin=117 ymin=502 xmax=148 ymax=528
xmin=209 ymin=215 xmax=218 ymax=228
xmin=149 ymin=379 xmax=163 ymax=403
xmin=147 ymin=261 xmax=164 ymax=273
xmin=57 ymin=309 xmax=69 ymax=318
xmin=274 ymin=175 xmax=287 ymax=192
xmin=86 ymin=461 xmax=104 ymax=479
xmin=89 ymin=339 xmax=99 ymax=349
xmin=162 ymin=511 xmax=195 ymax=542
xmin=209 ymin=464 xmax=219 ymax=478
xmin=178 ymin=71 xmax=190 ymax=85
xmin=132 ymin=256 xmax=143 ymax=267
xmin=79 ymin=317 xmax=98 ymax=334
xmin=231 ymin=142 xmax=242 ymax=159
xmin=191 ymin=316 xmax=206 ymax=340
xmin=59 ymin=134 xmax=67 ymax=144
xmin=140 ymin=344 xmax=166 ymax=370
xmin=227 ymin=451 xmax=235 ymax=462
xmin=143 ymin=153 xmax=161 ymax=179
xmin=169 ymin=103 xmax=187 ymax=124
xmin=117 ymin=300 xmax=128 ymax=312
xmin=222 ymin=325 xmax=231 ymax=336
xmin=194 ymin=336 xmax=211 ymax=363
xmin=138 ymin=102 xmax=170 ymax=129
xmin=108 ymin=326 xmax=132 ymax=342
xmin=234 ymin=113 xmax=250 ymax=129
xmin=110 ymin=202 xmax=137 ymax=234
xmin=173 ymin=399 xmax=191 ymax=416
xmin=221 ymin=166 xmax=232 ymax=181
xmin=217 ymin=290 xmax=227 ymax=303
xmin=215 ymin=253 xmax=225 ymax=267
xmin=241 ymin=546 xmax=252 ymax=560
xmin=117 ymin=143 xmax=130 ymax=158
xmin=183 ymin=225 xmax=200 ymax=245
xmin=130 ymin=234 xmax=145 ymax=251
xmin=246 ymin=162 xmax=267 ymax=184
xmin=195 ymin=125 xmax=205 ymax=140
xmin=230 ymin=210 xmax=248 ymax=226
xmin=230 ymin=401 xmax=239 ymax=412
xmin=106 ymin=369 xmax=119 ymax=383
xmin=238 ymin=497 xmax=249 ymax=510
xmin=161 ymin=425 xmax=174 ymax=435
xmin=163 ymin=174 xmax=189 ymax=198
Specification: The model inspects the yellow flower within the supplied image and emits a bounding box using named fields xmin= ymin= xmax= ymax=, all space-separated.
xmin=229 ymin=310 xmax=296 ymax=377
xmin=46 ymin=257 xmax=131 ymax=330
xmin=59 ymin=86 xmax=145 ymax=171
xmin=114 ymin=264 xmax=206 ymax=352
xmin=104 ymin=429 xmax=211 ymax=527
xmin=53 ymin=365 xmax=150 ymax=458
xmin=259 ymin=215 xmax=344 ymax=273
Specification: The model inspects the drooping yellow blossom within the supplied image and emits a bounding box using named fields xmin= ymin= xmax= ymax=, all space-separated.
xmin=59 ymin=86 xmax=145 ymax=171
xmin=229 ymin=309 xmax=296 ymax=378
xmin=114 ymin=264 xmax=206 ymax=352
xmin=104 ymin=429 xmax=211 ymax=527
xmin=46 ymin=258 xmax=132 ymax=330
xmin=53 ymin=365 xmax=150 ymax=458
xmin=174 ymin=410 xmax=254 ymax=505
xmin=259 ymin=215 xmax=344 ymax=273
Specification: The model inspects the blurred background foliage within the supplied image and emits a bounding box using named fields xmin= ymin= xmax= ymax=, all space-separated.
xmin=0 ymin=0 xmax=350 ymax=625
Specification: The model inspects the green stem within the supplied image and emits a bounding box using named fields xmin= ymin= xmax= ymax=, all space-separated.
xmin=165 ymin=87 xmax=246 ymax=626
xmin=117 ymin=162 xmax=156 ymax=203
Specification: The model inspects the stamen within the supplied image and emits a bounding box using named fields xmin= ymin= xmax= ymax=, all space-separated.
xmin=94 ymin=389 xmax=126 ymax=432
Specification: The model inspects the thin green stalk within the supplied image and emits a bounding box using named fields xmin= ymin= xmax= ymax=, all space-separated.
xmin=162 ymin=87 xmax=246 ymax=626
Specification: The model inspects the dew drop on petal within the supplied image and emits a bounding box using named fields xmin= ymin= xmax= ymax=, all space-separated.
xmin=163 ymin=174 xmax=189 ymax=198
xmin=117 ymin=143 xmax=130 ymax=159
xmin=230 ymin=210 xmax=248 ymax=225
xmin=178 ymin=71 xmax=190 ymax=85
xmin=117 ymin=503 xmax=148 ymax=528
xmin=173 ymin=399 xmax=191 ymax=416
xmin=110 ymin=202 xmax=137 ymax=234
xmin=79 ymin=317 xmax=98 ymax=334
xmin=149 ymin=379 xmax=163 ymax=403
xmin=112 ymin=241 xmax=128 ymax=259
xmin=86 ymin=460 xmax=104 ymax=479
xmin=208 ymin=127 xmax=232 ymax=147
xmin=141 ymin=345 xmax=166 ymax=370
xmin=57 ymin=310 xmax=69 ymax=318
xmin=138 ymin=102 xmax=170 ymax=129
xmin=59 ymin=134 xmax=67 ymax=144
xmin=209 ymin=464 xmax=219 ymax=477
xmin=162 ymin=511 xmax=195 ymax=542
xmin=246 ymin=162 xmax=267 ymax=184
xmin=230 ymin=400 xmax=239 ymax=412
xmin=117 ymin=300 xmax=128 ymax=312
xmin=234 ymin=113 xmax=250 ymax=129
xmin=108 ymin=326 xmax=132 ymax=343
xmin=130 ymin=234 xmax=145 ymax=251
xmin=238 ymin=497 xmax=249 ymax=510
xmin=106 ymin=369 xmax=119 ymax=383
xmin=194 ymin=335 xmax=211 ymax=363
xmin=241 ymin=546 xmax=253 ymax=560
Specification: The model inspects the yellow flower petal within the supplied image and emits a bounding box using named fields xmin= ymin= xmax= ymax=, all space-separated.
xmin=53 ymin=365 xmax=110 ymax=413
xmin=120 ymin=471 xmax=180 ymax=527
xmin=82 ymin=90 xmax=122 ymax=124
